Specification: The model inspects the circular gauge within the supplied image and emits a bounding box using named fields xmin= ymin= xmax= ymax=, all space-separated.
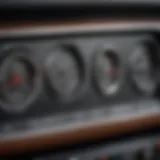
xmin=0 ymin=48 xmax=41 ymax=113
xmin=93 ymin=49 xmax=123 ymax=96
xmin=45 ymin=45 xmax=83 ymax=101
xmin=129 ymin=41 xmax=159 ymax=95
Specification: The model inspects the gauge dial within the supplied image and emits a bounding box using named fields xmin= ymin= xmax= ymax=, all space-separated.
xmin=129 ymin=42 xmax=158 ymax=95
xmin=93 ymin=49 xmax=123 ymax=96
xmin=45 ymin=46 xmax=81 ymax=100
xmin=0 ymin=48 xmax=41 ymax=113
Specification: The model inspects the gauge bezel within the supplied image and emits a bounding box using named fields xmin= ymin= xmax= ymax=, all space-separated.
xmin=44 ymin=43 xmax=85 ymax=102
xmin=0 ymin=47 xmax=42 ymax=113
xmin=92 ymin=45 xmax=125 ymax=97
xmin=128 ymin=39 xmax=160 ymax=96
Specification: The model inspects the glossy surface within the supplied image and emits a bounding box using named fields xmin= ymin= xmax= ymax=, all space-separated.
xmin=94 ymin=50 xmax=122 ymax=96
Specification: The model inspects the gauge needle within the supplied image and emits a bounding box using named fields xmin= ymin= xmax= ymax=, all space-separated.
xmin=106 ymin=66 xmax=116 ymax=75
xmin=6 ymin=73 xmax=22 ymax=89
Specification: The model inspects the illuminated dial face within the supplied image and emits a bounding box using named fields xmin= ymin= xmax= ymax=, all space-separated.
xmin=130 ymin=43 xmax=157 ymax=95
xmin=45 ymin=47 xmax=80 ymax=100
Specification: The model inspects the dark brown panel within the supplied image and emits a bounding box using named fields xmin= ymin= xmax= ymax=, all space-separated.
xmin=0 ymin=19 xmax=159 ymax=30
xmin=0 ymin=113 xmax=160 ymax=156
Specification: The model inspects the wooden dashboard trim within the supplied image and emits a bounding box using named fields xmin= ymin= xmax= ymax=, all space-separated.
xmin=1 ymin=114 xmax=160 ymax=156
xmin=0 ymin=19 xmax=159 ymax=30
xmin=1 ymin=20 xmax=160 ymax=39
xmin=0 ymin=20 xmax=160 ymax=156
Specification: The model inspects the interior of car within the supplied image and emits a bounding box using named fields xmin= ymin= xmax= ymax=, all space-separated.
xmin=0 ymin=1 xmax=160 ymax=159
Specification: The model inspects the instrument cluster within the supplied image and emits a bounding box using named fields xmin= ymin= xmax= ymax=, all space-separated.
xmin=0 ymin=34 xmax=159 ymax=115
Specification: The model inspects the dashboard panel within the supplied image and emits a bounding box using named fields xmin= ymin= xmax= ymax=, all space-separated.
xmin=2 ymin=128 xmax=160 ymax=160
xmin=0 ymin=21 xmax=160 ymax=155
xmin=23 ymin=131 xmax=160 ymax=160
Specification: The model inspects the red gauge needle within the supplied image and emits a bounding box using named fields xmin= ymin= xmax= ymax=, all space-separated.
xmin=6 ymin=73 xmax=22 ymax=89
xmin=106 ymin=67 xmax=116 ymax=75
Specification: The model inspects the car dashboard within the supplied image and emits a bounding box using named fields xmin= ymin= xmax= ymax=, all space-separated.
xmin=0 ymin=1 xmax=160 ymax=159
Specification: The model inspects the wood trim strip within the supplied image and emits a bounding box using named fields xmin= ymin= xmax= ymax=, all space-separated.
xmin=0 ymin=19 xmax=159 ymax=30
xmin=1 ymin=114 xmax=160 ymax=156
